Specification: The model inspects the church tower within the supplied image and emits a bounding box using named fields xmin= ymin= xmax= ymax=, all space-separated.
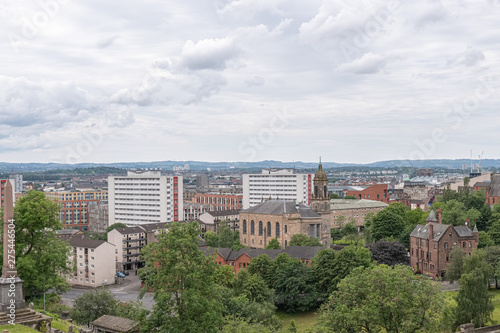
xmin=310 ymin=158 xmax=330 ymax=214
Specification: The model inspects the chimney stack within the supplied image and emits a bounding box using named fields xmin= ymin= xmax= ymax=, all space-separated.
xmin=437 ymin=209 xmax=442 ymax=224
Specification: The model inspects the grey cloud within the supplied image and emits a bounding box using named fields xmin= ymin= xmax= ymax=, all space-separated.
xmin=180 ymin=37 xmax=240 ymax=71
xmin=97 ymin=35 xmax=119 ymax=49
xmin=337 ymin=53 xmax=392 ymax=74
xmin=448 ymin=47 xmax=485 ymax=67
xmin=245 ymin=76 xmax=265 ymax=86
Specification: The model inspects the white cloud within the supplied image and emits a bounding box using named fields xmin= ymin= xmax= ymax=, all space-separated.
xmin=337 ymin=53 xmax=394 ymax=74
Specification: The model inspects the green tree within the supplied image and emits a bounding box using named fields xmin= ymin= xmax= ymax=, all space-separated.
xmin=311 ymin=249 xmax=337 ymax=300
xmin=441 ymin=200 xmax=468 ymax=226
xmin=115 ymin=299 xmax=150 ymax=325
xmin=335 ymin=215 xmax=346 ymax=227
xmin=140 ymin=222 xmax=224 ymax=333
xmin=286 ymin=320 xmax=298 ymax=333
xmin=272 ymin=253 xmax=317 ymax=312
xmin=368 ymin=240 xmax=409 ymax=266
xmin=488 ymin=219 xmax=500 ymax=245
xmin=265 ymin=237 xmax=281 ymax=249
xmin=371 ymin=209 xmax=405 ymax=241
xmin=344 ymin=195 xmax=357 ymax=199
xmin=479 ymin=231 xmax=494 ymax=248
xmin=0 ymin=190 xmax=73 ymax=298
xmin=455 ymin=250 xmax=494 ymax=329
xmin=319 ymin=265 xmax=452 ymax=333
xmin=220 ymin=317 xmax=273 ymax=333
xmin=330 ymin=228 xmax=343 ymax=243
xmin=329 ymin=193 xmax=340 ymax=199
xmin=247 ymin=254 xmax=274 ymax=287
xmin=326 ymin=245 xmax=372 ymax=293
xmin=289 ymin=234 xmax=322 ymax=247
xmin=69 ymin=288 xmax=118 ymax=326
xmin=445 ymin=246 xmax=465 ymax=283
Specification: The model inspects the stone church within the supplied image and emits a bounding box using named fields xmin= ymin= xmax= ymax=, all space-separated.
xmin=239 ymin=161 xmax=332 ymax=249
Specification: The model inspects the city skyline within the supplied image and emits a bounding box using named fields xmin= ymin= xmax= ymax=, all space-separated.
xmin=1 ymin=1 xmax=499 ymax=164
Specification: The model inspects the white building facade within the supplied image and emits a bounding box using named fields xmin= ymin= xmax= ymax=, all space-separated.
xmin=108 ymin=170 xmax=183 ymax=225
xmin=242 ymin=169 xmax=314 ymax=209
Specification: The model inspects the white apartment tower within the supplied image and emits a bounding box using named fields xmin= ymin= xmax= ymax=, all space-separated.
xmin=108 ymin=169 xmax=183 ymax=225
xmin=242 ymin=169 xmax=314 ymax=209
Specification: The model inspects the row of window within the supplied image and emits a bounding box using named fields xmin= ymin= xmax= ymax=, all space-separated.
xmin=415 ymin=238 xmax=473 ymax=249
xmin=242 ymin=220 xmax=286 ymax=237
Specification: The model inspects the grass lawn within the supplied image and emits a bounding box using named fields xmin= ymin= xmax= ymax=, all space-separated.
xmin=445 ymin=288 xmax=500 ymax=325
xmin=50 ymin=318 xmax=81 ymax=333
xmin=0 ymin=324 xmax=38 ymax=332
xmin=277 ymin=309 xmax=319 ymax=332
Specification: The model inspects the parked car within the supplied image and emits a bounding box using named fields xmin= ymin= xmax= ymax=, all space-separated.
xmin=116 ymin=272 xmax=125 ymax=278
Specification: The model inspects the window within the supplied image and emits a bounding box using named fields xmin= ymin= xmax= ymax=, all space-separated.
xmin=276 ymin=222 xmax=280 ymax=238
xmin=250 ymin=220 xmax=255 ymax=235
xmin=267 ymin=222 xmax=271 ymax=237
xmin=434 ymin=243 xmax=436 ymax=249
xmin=463 ymin=242 xmax=466 ymax=248
xmin=285 ymin=240 xmax=288 ymax=247
xmin=259 ymin=221 xmax=263 ymax=236
xmin=446 ymin=254 xmax=449 ymax=262
xmin=284 ymin=225 xmax=287 ymax=234
xmin=468 ymin=241 xmax=472 ymax=248
xmin=444 ymin=242 xmax=448 ymax=249
xmin=243 ymin=220 xmax=247 ymax=234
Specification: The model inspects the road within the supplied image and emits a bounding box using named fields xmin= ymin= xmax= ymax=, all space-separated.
xmin=60 ymin=274 xmax=155 ymax=310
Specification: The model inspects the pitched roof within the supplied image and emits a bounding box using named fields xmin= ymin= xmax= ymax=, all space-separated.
xmin=284 ymin=246 xmax=324 ymax=260
xmin=410 ymin=222 xmax=475 ymax=241
xmin=113 ymin=226 xmax=146 ymax=235
xmin=202 ymin=246 xmax=325 ymax=261
xmin=55 ymin=229 xmax=82 ymax=236
xmin=490 ymin=174 xmax=500 ymax=197
xmin=242 ymin=200 xmax=321 ymax=218
xmin=67 ymin=236 xmax=107 ymax=249
xmin=208 ymin=210 xmax=240 ymax=217
xmin=92 ymin=315 xmax=139 ymax=332
xmin=330 ymin=199 xmax=389 ymax=210
xmin=426 ymin=210 xmax=438 ymax=222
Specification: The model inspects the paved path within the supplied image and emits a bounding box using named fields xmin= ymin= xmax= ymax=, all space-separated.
xmin=60 ymin=274 xmax=155 ymax=310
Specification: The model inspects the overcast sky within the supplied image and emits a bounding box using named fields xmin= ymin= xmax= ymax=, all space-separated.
xmin=1 ymin=0 xmax=499 ymax=164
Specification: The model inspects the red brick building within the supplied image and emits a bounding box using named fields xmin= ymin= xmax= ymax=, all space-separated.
xmin=485 ymin=174 xmax=500 ymax=205
xmin=202 ymin=246 xmax=324 ymax=274
xmin=345 ymin=184 xmax=389 ymax=204
xmin=409 ymin=210 xmax=478 ymax=279
xmin=193 ymin=193 xmax=243 ymax=211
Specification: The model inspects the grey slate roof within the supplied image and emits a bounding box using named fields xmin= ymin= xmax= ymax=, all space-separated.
xmin=208 ymin=210 xmax=240 ymax=217
xmin=426 ymin=210 xmax=438 ymax=222
xmin=242 ymin=200 xmax=321 ymax=219
xmin=284 ymin=246 xmax=324 ymax=260
xmin=330 ymin=199 xmax=389 ymax=210
xmin=490 ymin=174 xmax=500 ymax=197
xmin=410 ymin=222 xmax=476 ymax=241
xmin=92 ymin=315 xmax=139 ymax=332
xmin=202 ymin=246 xmax=325 ymax=261
xmin=68 ymin=236 xmax=107 ymax=249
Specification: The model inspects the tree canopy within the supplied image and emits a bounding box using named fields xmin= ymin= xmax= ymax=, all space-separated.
xmin=368 ymin=240 xmax=410 ymax=266
xmin=1 ymin=190 xmax=73 ymax=298
xmin=289 ymin=234 xmax=322 ymax=247
xmin=140 ymin=221 xmax=225 ymax=333
xmin=319 ymin=265 xmax=452 ymax=333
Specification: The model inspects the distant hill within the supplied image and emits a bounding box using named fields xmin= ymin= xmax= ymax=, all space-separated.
xmin=0 ymin=159 xmax=499 ymax=172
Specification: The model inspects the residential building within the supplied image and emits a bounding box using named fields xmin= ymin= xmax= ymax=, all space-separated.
xmin=409 ymin=210 xmax=478 ymax=279
xmin=107 ymin=222 xmax=168 ymax=272
xmin=239 ymin=200 xmax=330 ymax=249
xmin=196 ymin=174 xmax=209 ymax=189
xmin=108 ymin=169 xmax=183 ymax=225
xmin=198 ymin=210 xmax=239 ymax=233
xmin=330 ymin=199 xmax=388 ymax=228
xmin=67 ymin=236 xmax=116 ymax=287
xmin=9 ymin=173 xmax=23 ymax=193
xmin=202 ymin=246 xmax=324 ymax=274
xmin=403 ymin=180 xmax=429 ymax=200
xmin=45 ymin=190 xmax=108 ymax=231
xmin=485 ymin=174 xmax=500 ymax=205
xmin=88 ymin=201 xmax=109 ymax=233
xmin=344 ymin=184 xmax=389 ymax=204
xmin=193 ymin=193 xmax=243 ymax=211
xmin=183 ymin=202 xmax=212 ymax=221
xmin=242 ymin=169 xmax=314 ymax=209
